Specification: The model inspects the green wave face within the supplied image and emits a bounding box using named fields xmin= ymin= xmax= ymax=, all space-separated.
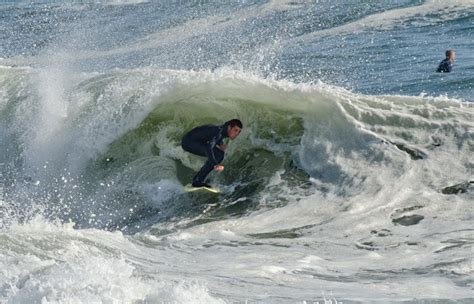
xmin=2 ymin=67 xmax=472 ymax=232
xmin=81 ymin=75 xmax=317 ymax=229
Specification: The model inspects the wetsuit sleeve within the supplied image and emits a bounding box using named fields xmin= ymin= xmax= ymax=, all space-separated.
xmin=206 ymin=133 xmax=221 ymax=166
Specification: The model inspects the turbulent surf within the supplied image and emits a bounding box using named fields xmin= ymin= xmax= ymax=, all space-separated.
xmin=1 ymin=1 xmax=473 ymax=303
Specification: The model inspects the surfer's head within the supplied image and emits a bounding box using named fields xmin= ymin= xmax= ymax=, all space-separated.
xmin=225 ymin=119 xmax=242 ymax=140
xmin=446 ymin=50 xmax=455 ymax=61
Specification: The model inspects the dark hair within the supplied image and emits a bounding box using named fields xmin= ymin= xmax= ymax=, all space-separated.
xmin=226 ymin=119 xmax=243 ymax=129
xmin=446 ymin=50 xmax=454 ymax=57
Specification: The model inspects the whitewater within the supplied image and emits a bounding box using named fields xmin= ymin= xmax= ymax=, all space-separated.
xmin=1 ymin=1 xmax=473 ymax=303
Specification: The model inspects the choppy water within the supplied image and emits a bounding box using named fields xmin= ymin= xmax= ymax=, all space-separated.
xmin=1 ymin=1 xmax=473 ymax=303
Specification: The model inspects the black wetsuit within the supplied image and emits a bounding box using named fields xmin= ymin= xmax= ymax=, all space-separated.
xmin=437 ymin=58 xmax=452 ymax=73
xmin=181 ymin=123 xmax=229 ymax=186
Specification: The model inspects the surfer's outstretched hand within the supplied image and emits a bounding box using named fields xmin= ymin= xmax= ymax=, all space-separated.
xmin=214 ymin=165 xmax=224 ymax=172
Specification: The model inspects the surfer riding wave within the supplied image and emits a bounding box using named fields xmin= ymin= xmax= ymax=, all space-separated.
xmin=181 ymin=119 xmax=243 ymax=188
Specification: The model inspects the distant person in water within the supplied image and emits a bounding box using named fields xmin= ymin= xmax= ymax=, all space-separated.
xmin=181 ymin=119 xmax=242 ymax=188
xmin=437 ymin=50 xmax=455 ymax=73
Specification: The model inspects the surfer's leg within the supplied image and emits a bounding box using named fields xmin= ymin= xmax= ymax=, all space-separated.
xmin=192 ymin=147 xmax=224 ymax=185
xmin=181 ymin=137 xmax=207 ymax=157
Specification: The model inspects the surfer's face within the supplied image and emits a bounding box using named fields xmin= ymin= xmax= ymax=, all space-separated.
xmin=449 ymin=52 xmax=456 ymax=61
xmin=227 ymin=126 xmax=242 ymax=139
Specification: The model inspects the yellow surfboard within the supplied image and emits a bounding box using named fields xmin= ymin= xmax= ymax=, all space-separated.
xmin=183 ymin=184 xmax=220 ymax=194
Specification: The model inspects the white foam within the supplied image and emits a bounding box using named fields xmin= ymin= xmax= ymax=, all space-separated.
xmin=1 ymin=216 xmax=225 ymax=304
xmin=146 ymin=282 xmax=226 ymax=304
xmin=104 ymin=0 xmax=149 ymax=5
xmin=292 ymin=0 xmax=474 ymax=43
xmin=3 ymin=66 xmax=473 ymax=301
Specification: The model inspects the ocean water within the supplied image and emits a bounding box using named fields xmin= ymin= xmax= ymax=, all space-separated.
xmin=0 ymin=1 xmax=473 ymax=303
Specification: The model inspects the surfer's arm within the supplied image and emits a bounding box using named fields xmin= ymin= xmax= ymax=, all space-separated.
xmin=206 ymin=130 xmax=222 ymax=166
xmin=207 ymin=141 xmax=225 ymax=171
xmin=207 ymin=144 xmax=224 ymax=171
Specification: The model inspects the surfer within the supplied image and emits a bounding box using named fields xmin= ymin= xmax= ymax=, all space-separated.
xmin=436 ymin=50 xmax=455 ymax=73
xmin=181 ymin=119 xmax=242 ymax=188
